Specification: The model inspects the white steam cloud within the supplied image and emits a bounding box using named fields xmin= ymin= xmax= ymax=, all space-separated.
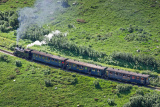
xmin=17 ymin=0 xmax=59 ymax=44
xmin=26 ymin=30 xmax=67 ymax=48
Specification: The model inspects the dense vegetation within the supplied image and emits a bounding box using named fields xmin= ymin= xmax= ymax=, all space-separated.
xmin=0 ymin=53 xmax=159 ymax=107
xmin=21 ymin=25 xmax=50 ymax=41
xmin=0 ymin=11 xmax=18 ymax=32
xmin=123 ymin=92 xmax=160 ymax=107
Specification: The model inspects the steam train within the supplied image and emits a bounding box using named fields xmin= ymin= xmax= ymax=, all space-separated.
xmin=14 ymin=46 xmax=150 ymax=85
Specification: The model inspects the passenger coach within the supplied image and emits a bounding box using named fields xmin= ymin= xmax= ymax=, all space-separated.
xmin=65 ymin=59 xmax=107 ymax=77
xmin=107 ymin=68 xmax=150 ymax=85
xmin=31 ymin=50 xmax=68 ymax=67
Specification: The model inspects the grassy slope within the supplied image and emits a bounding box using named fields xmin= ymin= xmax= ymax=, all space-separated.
xmin=49 ymin=0 xmax=160 ymax=59
xmin=0 ymin=53 xmax=156 ymax=107
xmin=0 ymin=0 xmax=159 ymax=74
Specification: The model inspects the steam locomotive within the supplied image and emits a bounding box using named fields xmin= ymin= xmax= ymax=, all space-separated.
xmin=14 ymin=45 xmax=150 ymax=85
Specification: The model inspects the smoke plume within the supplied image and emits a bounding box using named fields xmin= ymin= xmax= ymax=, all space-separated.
xmin=17 ymin=0 xmax=58 ymax=44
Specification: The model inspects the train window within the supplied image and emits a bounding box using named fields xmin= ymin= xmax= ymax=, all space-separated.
xmin=36 ymin=54 xmax=38 ymax=57
xmin=59 ymin=61 xmax=61 ymax=63
xmin=39 ymin=55 xmax=41 ymax=58
xmin=77 ymin=65 xmax=79 ymax=68
xmin=55 ymin=60 xmax=58 ymax=62
xmin=141 ymin=78 xmax=144 ymax=80
xmin=115 ymin=72 xmax=118 ymax=76
xmin=73 ymin=64 xmax=76 ymax=67
xmin=136 ymin=77 xmax=139 ymax=80
xmin=97 ymin=70 xmax=100 ymax=72
xmin=46 ymin=57 xmax=47 ymax=60
xmin=92 ymin=69 xmax=95 ymax=72
xmin=110 ymin=72 xmax=112 ymax=75
xmin=52 ymin=59 xmax=54 ymax=61
xmin=69 ymin=63 xmax=72 ymax=66
xmin=123 ymin=74 xmax=126 ymax=77
xmin=132 ymin=76 xmax=135 ymax=79
xmin=48 ymin=58 xmax=50 ymax=60
xmin=119 ymin=73 xmax=122 ymax=76
xmin=80 ymin=66 xmax=83 ymax=69
xmin=127 ymin=75 xmax=130 ymax=78
xmin=85 ymin=67 xmax=88 ymax=70
xmin=43 ymin=56 xmax=45 ymax=59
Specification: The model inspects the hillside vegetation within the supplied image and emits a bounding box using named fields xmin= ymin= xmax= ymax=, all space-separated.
xmin=0 ymin=0 xmax=160 ymax=71
xmin=0 ymin=53 xmax=160 ymax=107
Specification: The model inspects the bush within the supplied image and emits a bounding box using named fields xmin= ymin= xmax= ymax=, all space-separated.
xmin=44 ymin=69 xmax=50 ymax=75
xmin=93 ymin=79 xmax=99 ymax=87
xmin=48 ymin=35 xmax=106 ymax=61
xmin=9 ymin=75 xmax=16 ymax=79
xmin=21 ymin=25 xmax=50 ymax=41
xmin=136 ymin=89 xmax=144 ymax=96
xmin=112 ymin=52 xmax=160 ymax=71
xmin=107 ymin=98 xmax=116 ymax=106
xmin=0 ymin=54 xmax=9 ymax=62
xmin=71 ymin=78 xmax=78 ymax=85
xmin=116 ymin=84 xmax=132 ymax=93
xmin=123 ymin=92 xmax=160 ymax=107
xmin=15 ymin=60 xmax=22 ymax=67
xmin=45 ymin=79 xmax=53 ymax=87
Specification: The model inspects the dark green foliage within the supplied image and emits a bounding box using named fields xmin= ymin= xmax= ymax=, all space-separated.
xmin=45 ymin=79 xmax=53 ymax=87
xmin=0 ymin=11 xmax=18 ymax=32
xmin=123 ymin=92 xmax=160 ymax=107
xmin=68 ymin=24 xmax=74 ymax=28
xmin=107 ymin=98 xmax=116 ymax=106
xmin=116 ymin=84 xmax=132 ymax=93
xmin=61 ymin=0 xmax=70 ymax=8
xmin=48 ymin=35 xmax=105 ymax=61
xmin=112 ymin=52 xmax=160 ymax=71
xmin=15 ymin=60 xmax=22 ymax=67
xmin=136 ymin=89 xmax=144 ymax=96
xmin=8 ymin=75 xmax=16 ymax=79
xmin=93 ymin=79 xmax=99 ymax=86
xmin=0 ymin=54 xmax=9 ymax=62
xmin=43 ymin=69 xmax=50 ymax=75
xmin=22 ymin=25 xmax=50 ymax=41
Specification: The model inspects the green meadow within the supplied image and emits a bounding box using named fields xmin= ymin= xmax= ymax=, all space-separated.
xmin=0 ymin=0 xmax=160 ymax=106
xmin=0 ymin=53 xmax=159 ymax=107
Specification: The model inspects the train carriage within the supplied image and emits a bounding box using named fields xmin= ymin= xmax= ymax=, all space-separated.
xmin=31 ymin=50 xmax=68 ymax=67
xmin=65 ymin=59 xmax=107 ymax=77
xmin=107 ymin=68 xmax=150 ymax=85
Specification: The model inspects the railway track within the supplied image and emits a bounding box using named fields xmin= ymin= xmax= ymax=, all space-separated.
xmin=0 ymin=48 xmax=160 ymax=91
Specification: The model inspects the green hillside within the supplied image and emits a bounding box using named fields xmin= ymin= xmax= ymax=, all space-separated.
xmin=0 ymin=53 xmax=160 ymax=107
xmin=0 ymin=0 xmax=160 ymax=70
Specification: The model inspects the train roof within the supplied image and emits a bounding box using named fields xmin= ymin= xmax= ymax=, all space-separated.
xmin=107 ymin=68 xmax=150 ymax=78
xmin=31 ymin=50 xmax=67 ymax=61
xmin=66 ymin=59 xmax=107 ymax=70
xmin=24 ymin=49 xmax=31 ymax=52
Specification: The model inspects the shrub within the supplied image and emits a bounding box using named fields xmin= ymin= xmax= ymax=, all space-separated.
xmin=136 ymin=89 xmax=144 ymax=96
xmin=15 ymin=60 xmax=22 ymax=67
xmin=9 ymin=75 xmax=16 ymax=79
xmin=70 ymin=78 xmax=78 ymax=85
xmin=116 ymin=84 xmax=132 ymax=93
xmin=93 ymin=79 xmax=99 ymax=87
xmin=123 ymin=92 xmax=160 ymax=107
xmin=44 ymin=69 xmax=50 ymax=75
xmin=112 ymin=52 xmax=160 ymax=71
xmin=107 ymin=98 xmax=115 ymax=106
xmin=0 ymin=54 xmax=9 ymax=62
xmin=45 ymin=79 xmax=53 ymax=87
